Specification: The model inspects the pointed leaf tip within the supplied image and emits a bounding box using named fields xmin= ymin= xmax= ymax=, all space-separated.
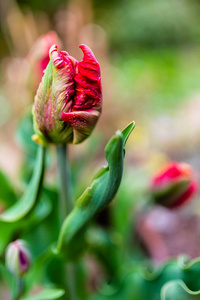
xmin=121 ymin=121 xmax=135 ymax=146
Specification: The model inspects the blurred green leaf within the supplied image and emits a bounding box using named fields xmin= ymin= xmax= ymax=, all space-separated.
xmin=0 ymin=189 xmax=52 ymax=255
xmin=0 ymin=170 xmax=17 ymax=207
xmin=16 ymin=112 xmax=39 ymax=182
xmin=16 ymin=112 xmax=37 ymax=156
xmin=56 ymin=122 xmax=135 ymax=257
xmin=91 ymin=257 xmax=200 ymax=300
xmin=0 ymin=222 xmax=16 ymax=254
xmin=0 ymin=146 xmax=45 ymax=222
xmin=22 ymin=289 xmax=65 ymax=300
xmin=86 ymin=227 xmax=122 ymax=278
xmin=161 ymin=280 xmax=200 ymax=299
xmin=0 ymin=262 xmax=16 ymax=298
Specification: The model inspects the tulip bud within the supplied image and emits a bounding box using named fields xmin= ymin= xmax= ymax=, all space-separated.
xmin=32 ymin=44 xmax=102 ymax=145
xmin=150 ymin=162 xmax=198 ymax=208
xmin=5 ymin=240 xmax=31 ymax=277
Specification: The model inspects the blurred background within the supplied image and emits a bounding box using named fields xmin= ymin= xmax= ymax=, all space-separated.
xmin=1 ymin=0 xmax=200 ymax=265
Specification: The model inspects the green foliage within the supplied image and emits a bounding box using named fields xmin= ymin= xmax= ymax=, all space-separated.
xmin=86 ymin=227 xmax=122 ymax=279
xmin=111 ymin=48 xmax=200 ymax=118
xmin=16 ymin=112 xmax=37 ymax=159
xmin=0 ymin=146 xmax=45 ymax=222
xmin=0 ymin=145 xmax=46 ymax=259
xmin=91 ymin=257 xmax=200 ymax=300
xmin=0 ymin=170 xmax=17 ymax=207
xmin=16 ymin=112 xmax=39 ymax=182
xmin=0 ymin=188 xmax=52 ymax=256
xmin=21 ymin=289 xmax=65 ymax=300
xmin=95 ymin=0 xmax=200 ymax=50
xmin=161 ymin=280 xmax=200 ymax=299
xmin=56 ymin=122 xmax=135 ymax=257
xmin=1 ymin=111 xmax=200 ymax=300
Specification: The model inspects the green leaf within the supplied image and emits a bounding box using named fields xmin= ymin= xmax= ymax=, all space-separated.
xmin=0 ymin=222 xmax=16 ymax=254
xmin=21 ymin=289 xmax=65 ymax=300
xmin=0 ymin=146 xmax=45 ymax=222
xmin=121 ymin=121 xmax=135 ymax=146
xmin=161 ymin=280 xmax=200 ymax=299
xmin=0 ymin=189 xmax=52 ymax=255
xmin=91 ymin=257 xmax=200 ymax=300
xmin=86 ymin=227 xmax=122 ymax=278
xmin=0 ymin=170 xmax=17 ymax=207
xmin=56 ymin=122 xmax=135 ymax=255
xmin=0 ymin=257 xmax=15 ymax=290
xmin=16 ymin=111 xmax=37 ymax=156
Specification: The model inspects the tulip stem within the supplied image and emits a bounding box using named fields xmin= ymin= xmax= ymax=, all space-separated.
xmin=56 ymin=145 xmax=77 ymax=300
xmin=65 ymin=263 xmax=78 ymax=300
xmin=56 ymin=145 xmax=73 ymax=222
xmin=15 ymin=277 xmax=23 ymax=300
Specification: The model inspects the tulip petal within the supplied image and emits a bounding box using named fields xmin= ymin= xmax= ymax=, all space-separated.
xmin=60 ymin=44 xmax=102 ymax=143
xmin=33 ymin=45 xmax=77 ymax=144
xmin=73 ymin=44 xmax=102 ymax=112
xmin=61 ymin=110 xmax=100 ymax=144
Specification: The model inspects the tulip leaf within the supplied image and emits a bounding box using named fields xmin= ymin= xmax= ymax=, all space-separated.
xmin=91 ymin=257 xmax=200 ymax=300
xmin=0 ymin=146 xmax=45 ymax=222
xmin=0 ymin=170 xmax=17 ymax=206
xmin=86 ymin=227 xmax=122 ymax=278
xmin=56 ymin=121 xmax=135 ymax=254
xmin=161 ymin=280 xmax=200 ymax=299
xmin=21 ymin=289 xmax=65 ymax=300
xmin=16 ymin=112 xmax=37 ymax=156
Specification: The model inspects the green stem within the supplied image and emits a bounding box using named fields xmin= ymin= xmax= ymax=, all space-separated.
xmin=56 ymin=145 xmax=77 ymax=300
xmin=14 ymin=277 xmax=23 ymax=300
xmin=65 ymin=263 xmax=77 ymax=300
xmin=56 ymin=145 xmax=73 ymax=223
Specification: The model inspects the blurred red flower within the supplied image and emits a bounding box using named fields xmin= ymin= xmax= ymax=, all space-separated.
xmin=27 ymin=31 xmax=62 ymax=91
xmin=151 ymin=162 xmax=198 ymax=208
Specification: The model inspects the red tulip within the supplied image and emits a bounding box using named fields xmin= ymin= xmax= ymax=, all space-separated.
xmin=151 ymin=162 xmax=198 ymax=208
xmin=33 ymin=44 xmax=102 ymax=145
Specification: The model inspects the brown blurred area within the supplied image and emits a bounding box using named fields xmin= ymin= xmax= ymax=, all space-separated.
xmin=137 ymin=205 xmax=200 ymax=264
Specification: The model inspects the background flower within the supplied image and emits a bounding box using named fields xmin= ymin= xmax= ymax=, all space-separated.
xmin=150 ymin=162 xmax=198 ymax=208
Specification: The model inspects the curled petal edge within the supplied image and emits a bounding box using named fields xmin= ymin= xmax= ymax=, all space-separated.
xmin=61 ymin=110 xmax=100 ymax=144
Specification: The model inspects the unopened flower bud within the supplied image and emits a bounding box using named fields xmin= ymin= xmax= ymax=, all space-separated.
xmin=32 ymin=44 xmax=102 ymax=145
xmin=5 ymin=240 xmax=31 ymax=277
xmin=150 ymin=162 xmax=198 ymax=208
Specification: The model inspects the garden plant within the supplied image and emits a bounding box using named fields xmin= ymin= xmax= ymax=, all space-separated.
xmin=0 ymin=32 xmax=200 ymax=300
